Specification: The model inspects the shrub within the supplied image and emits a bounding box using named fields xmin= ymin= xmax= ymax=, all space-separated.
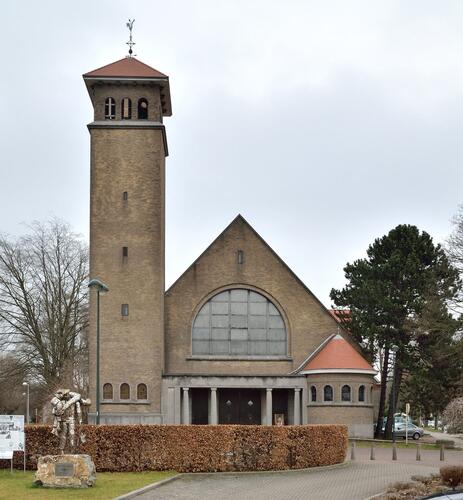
xmin=0 ymin=424 xmax=347 ymax=473
xmin=440 ymin=466 xmax=463 ymax=490
xmin=442 ymin=397 xmax=463 ymax=433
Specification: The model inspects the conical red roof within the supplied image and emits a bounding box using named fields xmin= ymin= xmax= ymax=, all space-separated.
xmin=83 ymin=57 xmax=168 ymax=79
xmin=303 ymin=334 xmax=373 ymax=371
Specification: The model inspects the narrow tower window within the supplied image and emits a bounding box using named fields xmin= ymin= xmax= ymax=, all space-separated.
xmin=121 ymin=304 xmax=129 ymax=316
xmin=137 ymin=383 xmax=148 ymax=400
xmin=105 ymin=97 xmax=116 ymax=119
xmin=122 ymin=98 xmax=132 ymax=119
xmin=120 ymin=383 xmax=130 ymax=400
xmin=122 ymin=246 xmax=128 ymax=258
xmin=138 ymin=98 xmax=148 ymax=119
xmin=123 ymin=191 xmax=128 ymax=201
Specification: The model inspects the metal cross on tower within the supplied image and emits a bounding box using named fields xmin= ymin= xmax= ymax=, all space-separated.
xmin=126 ymin=19 xmax=136 ymax=57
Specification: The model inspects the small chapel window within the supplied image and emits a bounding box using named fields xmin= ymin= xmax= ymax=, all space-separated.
xmin=123 ymin=191 xmax=128 ymax=201
xmin=120 ymin=383 xmax=130 ymax=400
xmin=121 ymin=304 xmax=129 ymax=316
xmin=311 ymin=386 xmax=317 ymax=402
xmin=103 ymin=383 xmax=113 ymax=400
xmin=122 ymin=246 xmax=128 ymax=259
xmin=137 ymin=383 xmax=148 ymax=400
xmin=138 ymin=98 xmax=148 ymax=119
xmin=342 ymin=385 xmax=351 ymax=402
xmin=105 ymin=97 xmax=116 ymax=119
xmin=358 ymin=385 xmax=365 ymax=402
xmin=324 ymin=385 xmax=333 ymax=402
xmin=122 ymin=98 xmax=132 ymax=119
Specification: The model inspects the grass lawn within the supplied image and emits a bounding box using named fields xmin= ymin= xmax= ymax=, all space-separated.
xmin=0 ymin=469 xmax=177 ymax=500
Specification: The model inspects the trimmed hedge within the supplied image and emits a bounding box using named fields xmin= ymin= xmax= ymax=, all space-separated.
xmin=1 ymin=424 xmax=347 ymax=472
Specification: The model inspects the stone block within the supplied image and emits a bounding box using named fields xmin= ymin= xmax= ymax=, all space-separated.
xmin=34 ymin=454 xmax=96 ymax=488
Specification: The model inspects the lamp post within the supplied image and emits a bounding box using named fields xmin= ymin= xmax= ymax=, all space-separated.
xmin=22 ymin=382 xmax=29 ymax=424
xmin=391 ymin=345 xmax=399 ymax=443
xmin=88 ymin=278 xmax=109 ymax=425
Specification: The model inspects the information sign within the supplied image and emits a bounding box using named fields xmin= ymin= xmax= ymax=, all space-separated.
xmin=0 ymin=415 xmax=25 ymax=453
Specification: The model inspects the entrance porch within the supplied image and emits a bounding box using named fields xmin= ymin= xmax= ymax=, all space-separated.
xmin=162 ymin=375 xmax=307 ymax=425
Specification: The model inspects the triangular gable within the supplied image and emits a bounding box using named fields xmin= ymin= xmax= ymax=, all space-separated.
xmin=166 ymin=214 xmax=341 ymax=329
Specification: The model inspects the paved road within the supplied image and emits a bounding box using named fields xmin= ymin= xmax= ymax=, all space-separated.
xmin=135 ymin=462 xmax=438 ymax=500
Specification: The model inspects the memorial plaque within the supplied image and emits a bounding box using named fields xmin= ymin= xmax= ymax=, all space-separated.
xmin=55 ymin=462 xmax=75 ymax=477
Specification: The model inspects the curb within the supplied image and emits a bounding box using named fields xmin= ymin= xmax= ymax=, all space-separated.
xmin=179 ymin=460 xmax=350 ymax=479
xmin=114 ymin=474 xmax=182 ymax=500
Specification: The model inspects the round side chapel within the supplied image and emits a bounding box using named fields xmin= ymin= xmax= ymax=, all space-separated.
xmin=84 ymin=55 xmax=377 ymax=437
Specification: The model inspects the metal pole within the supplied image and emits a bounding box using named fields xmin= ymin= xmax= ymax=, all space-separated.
xmin=392 ymin=369 xmax=396 ymax=444
xmin=26 ymin=385 xmax=30 ymax=425
xmin=96 ymin=289 xmax=100 ymax=425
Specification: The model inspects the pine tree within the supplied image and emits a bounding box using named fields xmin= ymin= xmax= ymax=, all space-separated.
xmin=331 ymin=224 xmax=461 ymax=438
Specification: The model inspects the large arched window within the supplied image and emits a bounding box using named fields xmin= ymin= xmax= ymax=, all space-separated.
xmin=342 ymin=385 xmax=351 ymax=402
xmin=120 ymin=383 xmax=130 ymax=400
xmin=103 ymin=383 xmax=113 ymax=400
xmin=192 ymin=289 xmax=287 ymax=356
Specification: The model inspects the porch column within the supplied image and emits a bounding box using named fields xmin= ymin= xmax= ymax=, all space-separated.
xmin=266 ymin=388 xmax=273 ymax=425
xmin=301 ymin=387 xmax=308 ymax=424
xmin=182 ymin=387 xmax=190 ymax=424
xmin=294 ymin=388 xmax=301 ymax=425
xmin=210 ymin=388 xmax=218 ymax=425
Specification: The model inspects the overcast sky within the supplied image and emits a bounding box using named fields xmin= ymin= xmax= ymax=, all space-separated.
xmin=2 ymin=1 xmax=462 ymax=306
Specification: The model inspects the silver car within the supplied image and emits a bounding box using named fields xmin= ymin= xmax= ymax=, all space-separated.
xmin=394 ymin=422 xmax=424 ymax=440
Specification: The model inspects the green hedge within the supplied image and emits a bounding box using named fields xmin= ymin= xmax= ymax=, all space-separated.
xmin=1 ymin=424 xmax=347 ymax=472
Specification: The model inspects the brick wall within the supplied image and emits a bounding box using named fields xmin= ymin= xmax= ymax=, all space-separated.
xmin=165 ymin=216 xmax=342 ymax=375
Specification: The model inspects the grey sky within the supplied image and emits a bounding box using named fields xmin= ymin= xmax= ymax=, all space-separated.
xmin=2 ymin=1 xmax=462 ymax=306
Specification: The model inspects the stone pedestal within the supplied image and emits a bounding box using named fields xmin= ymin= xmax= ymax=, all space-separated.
xmin=35 ymin=454 xmax=96 ymax=488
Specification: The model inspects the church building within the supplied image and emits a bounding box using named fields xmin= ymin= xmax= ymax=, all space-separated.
xmin=83 ymin=55 xmax=377 ymax=438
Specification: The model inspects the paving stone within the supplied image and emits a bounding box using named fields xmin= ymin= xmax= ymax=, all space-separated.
xmin=134 ymin=462 xmax=440 ymax=500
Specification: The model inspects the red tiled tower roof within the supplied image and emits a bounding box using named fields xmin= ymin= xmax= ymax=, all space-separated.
xmin=302 ymin=334 xmax=374 ymax=372
xmin=83 ymin=57 xmax=168 ymax=79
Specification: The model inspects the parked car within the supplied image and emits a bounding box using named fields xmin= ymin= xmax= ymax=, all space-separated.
xmin=394 ymin=422 xmax=424 ymax=440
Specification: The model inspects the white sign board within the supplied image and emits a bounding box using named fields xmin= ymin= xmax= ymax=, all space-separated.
xmin=0 ymin=415 xmax=25 ymax=453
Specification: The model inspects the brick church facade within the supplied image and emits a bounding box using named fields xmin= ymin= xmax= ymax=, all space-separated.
xmin=84 ymin=56 xmax=377 ymax=438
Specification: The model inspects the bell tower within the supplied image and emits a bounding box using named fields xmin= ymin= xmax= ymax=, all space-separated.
xmin=83 ymin=56 xmax=171 ymax=423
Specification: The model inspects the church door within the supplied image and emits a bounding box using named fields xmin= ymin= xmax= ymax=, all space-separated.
xmin=219 ymin=389 xmax=261 ymax=424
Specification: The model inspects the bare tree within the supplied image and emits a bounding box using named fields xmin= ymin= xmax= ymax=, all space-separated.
xmin=0 ymin=219 xmax=88 ymax=389
xmin=448 ymin=205 xmax=463 ymax=313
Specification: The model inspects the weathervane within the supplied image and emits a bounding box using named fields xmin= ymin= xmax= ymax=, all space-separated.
xmin=126 ymin=19 xmax=136 ymax=57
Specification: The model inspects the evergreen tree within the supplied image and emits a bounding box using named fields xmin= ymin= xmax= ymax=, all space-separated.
xmin=331 ymin=224 xmax=460 ymax=438
xmin=402 ymin=295 xmax=462 ymax=425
